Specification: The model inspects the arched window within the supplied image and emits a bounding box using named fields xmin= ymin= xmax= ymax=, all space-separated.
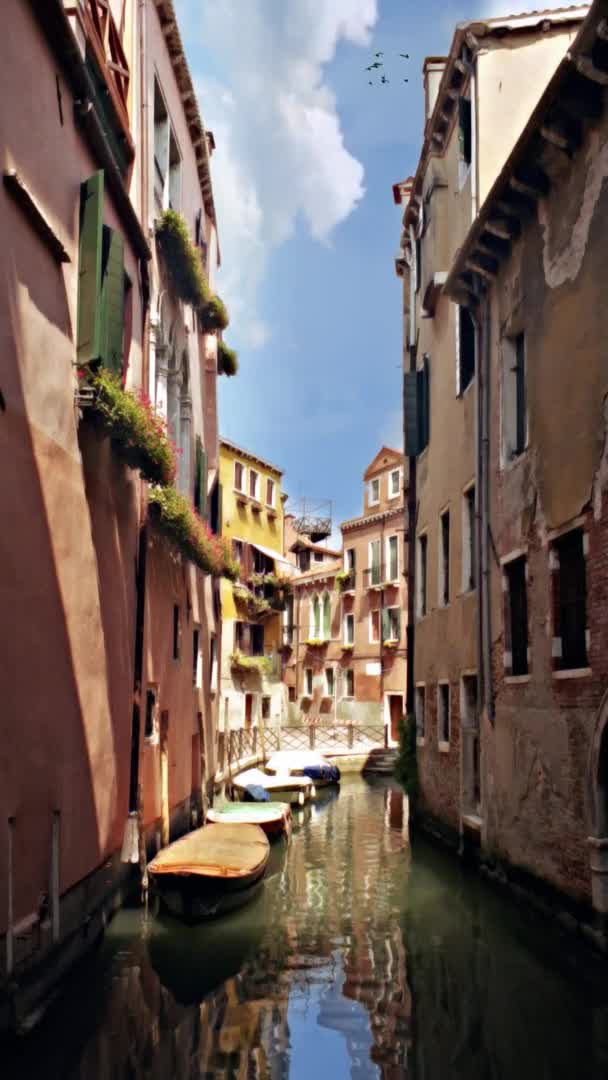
xmin=322 ymin=592 xmax=331 ymax=641
xmin=310 ymin=594 xmax=320 ymax=639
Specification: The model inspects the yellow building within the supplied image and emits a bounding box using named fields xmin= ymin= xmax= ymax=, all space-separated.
xmin=219 ymin=438 xmax=292 ymax=734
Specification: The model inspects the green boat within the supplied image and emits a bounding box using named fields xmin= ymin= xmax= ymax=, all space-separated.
xmin=207 ymin=801 xmax=291 ymax=838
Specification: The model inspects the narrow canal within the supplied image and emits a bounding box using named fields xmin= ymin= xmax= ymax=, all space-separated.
xmin=6 ymin=776 xmax=608 ymax=1078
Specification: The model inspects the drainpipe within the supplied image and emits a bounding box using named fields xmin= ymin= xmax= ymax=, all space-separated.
xmin=405 ymin=345 xmax=417 ymax=719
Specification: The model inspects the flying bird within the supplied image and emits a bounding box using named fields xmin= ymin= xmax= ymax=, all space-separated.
xmin=400 ymin=53 xmax=410 ymax=59
xmin=375 ymin=51 xmax=384 ymax=57
xmin=381 ymin=74 xmax=389 ymax=84
xmin=365 ymin=61 xmax=383 ymax=70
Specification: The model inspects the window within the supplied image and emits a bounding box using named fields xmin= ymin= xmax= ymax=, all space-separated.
xmin=504 ymin=556 xmax=528 ymax=676
xmin=415 ymin=236 xmax=422 ymax=293
xmin=344 ymin=669 xmax=354 ymax=698
xmin=233 ymin=539 xmax=244 ymax=563
xmin=311 ymin=594 xmax=321 ymax=638
xmin=251 ymin=624 xmax=265 ymax=657
xmin=463 ymin=486 xmax=476 ymax=592
xmin=194 ymin=440 xmax=207 ymax=516
xmin=345 ymin=548 xmax=356 ymax=571
xmin=314 ymin=551 xmax=324 ymax=562
xmin=502 ymin=332 xmax=527 ymax=461
xmin=369 ymin=539 xmax=381 ymax=587
xmin=284 ymin=596 xmax=294 ymax=645
xmin=415 ymin=686 xmax=426 ymax=742
xmin=383 ymin=607 xmax=401 ymax=642
xmin=389 ymin=469 xmax=401 ymax=499
xmin=144 ymin=687 xmax=157 ymax=741
xmin=235 ymin=621 xmax=245 ymax=651
xmin=298 ymin=549 xmax=311 ymax=572
xmin=261 ymin=696 xmax=271 ymax=720
xmin=234 ymin=461 xmax=245 ymax=492
xmin=304 ymin=668 xmax=313 ymax=696
xmin=173 ymin=604 xmax=180 ymax=660
xmin=288 ymin=685 xmax=296 ymax=703
xmin=266 ymin=478 xmax=275 ymax=507
xmin=456 ymin=305 xmax=475 ymax=394
xmin=439 ymin=510 xmax=450 ymax=607
xmin=461 ymin=675 xmax=480 ymax=813
xmin=404 ymin=355 xmax=430 ymax=457
xmin=458 ymin=96 xmax=472 ymax=168
xmin=369 ymin=477 xmax=380 ymax=505
xmin=417 ymin=534 xmax=428 ymax=618
xmin=325 ymin=668 xmax=335 ymax=697
xmin=370 ymin=609 xmax=380 ymax=644
xmin=322 ymin=592 xmax=331 ymax=640
xmin=153 ymin=78 xmax=181 ymax=212
xmin=192 ymin=627 xmax=201 ymax=687
xmin=249 ymin=469 xmax=259 ymax=500
xmin=437 ymin=683 xmax=450 ymax=746
xmin=344 ymin=612 xmax=354 ymax=645
xmin=553 ymin=529 xmax=588 ymax=671
xmin=168 ymin=131 xmax=181 ymax=211
xmin=77 ymin=173 xmax=127 ymax=374
xmin=387 ymin=535 xmax=399 ymax=582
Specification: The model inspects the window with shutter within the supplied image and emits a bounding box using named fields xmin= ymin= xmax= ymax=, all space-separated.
xmin=322 ymin=593 xmax=331 ymax=640
xmin=194 ymin=439 xmax=207 ymax=518
xmin=77 ymin=171 xmax=104 ymax=365
xmin=381 ymin=608 xmax=391 ymax=642
xmin=99 ymin=225 xmax=125 ymax=374
xmin=459 ymin=97 xmax=472 ymax=165
xmin=404 ymin=371 xmax=420 ymax=458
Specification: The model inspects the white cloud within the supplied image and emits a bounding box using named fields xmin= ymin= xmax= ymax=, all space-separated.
xmin=184 ymin=0 xmax=378 ymax=347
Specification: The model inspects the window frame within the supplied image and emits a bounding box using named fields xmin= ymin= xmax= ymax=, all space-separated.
xmin=462 ymin=484 xmax=476 ymax=594
xmin=344 ymin=611 xmax=355 ymax=646
xmin=144 ymin=684 xmax=159 ymax=743
xmin=369 ymin=477 xmax=380 ymax=506
xmin=389 ymin=468 xmax=401 ymax=500
xmin=234 ymin=460 xmax=245 ymax=493
xmin=386 ymin=534 xmax=399 ymax=583
xmin=325 ymin=667 xmax=335 ymax=698
xmin=383 ymin=606 xmax=401 ymax=643
xmin=249 ymin=468 xmax=260 ymax=501
xmin=551 ymin=527 xmax=589 ymax=674
xmin=266 ymin=477 xmax=275 ymax=508
xmin=456 ymin=303 xmax=475 ymax=396
xmin=304 ymin=668 xmax=313 ymax=696
xmin=344 ymin=668 xmax=355 ymax=699
xmin=416 ymin=532 xmax=428 ymax=618
xmin=437 ymin=681 xmax=450 ymax=750
xmin=503 ymin=553 xmax=529 ymax=678
xmin=369 ymin=608 xmax=381 ymax=645
xmin=415 ymin=685 xmax=426 ymax=745
xmin=439 ymin=508 xmax=450 ymax=608
xmin=369 ymin=538 xmax=381 ymax=587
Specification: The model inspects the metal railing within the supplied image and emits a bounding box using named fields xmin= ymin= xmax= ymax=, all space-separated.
xmin=363 ymin=565 xmax=399 ymax=588
xmin=218 ymin=723 xmax=386 ymax=779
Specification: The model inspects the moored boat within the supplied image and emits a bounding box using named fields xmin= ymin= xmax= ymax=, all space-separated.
xmin=207 ymin=801 xmax=291 ymax=838
xmin=266 ymin=750 xmax=341 ymax=786
xmin=233 ymin=767 xmax=315 ymax=806
xmin=147 ymin=822 xmax=270 ymax=921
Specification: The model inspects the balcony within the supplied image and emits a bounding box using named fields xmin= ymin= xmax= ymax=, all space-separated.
xmin=364 ymin=566 xmax=400 ymax=590
xmin=335 ymin=570 xmax=356 ymax=594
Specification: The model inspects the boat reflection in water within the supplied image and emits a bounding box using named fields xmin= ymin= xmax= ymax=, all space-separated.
xmin=6 ymin=776 xmax=608 ymax=1079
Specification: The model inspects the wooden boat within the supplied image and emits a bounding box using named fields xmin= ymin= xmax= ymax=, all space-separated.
xmin=266 ymin=750 xmax=341 ymax=786
xmin=147 ymin=822 xmax=270 ymax=921
xmin=207 ymin=801 xmax=291 ymax=838
xmin=233 ymin=767 xmax=315 ymax=806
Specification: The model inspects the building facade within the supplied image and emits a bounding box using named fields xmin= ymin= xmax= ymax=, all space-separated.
xmin=219 ymin=438 xmax=290 ymax=740
xmin=0 ymin=0 xmax=227 ymax=1026
xmin=285 ymin=448 xmax=407 ymax=744
xmin=397 ymin=7 xmax=587 ymax=846
xmin=444 ymin=0 xmax=608 ymax=923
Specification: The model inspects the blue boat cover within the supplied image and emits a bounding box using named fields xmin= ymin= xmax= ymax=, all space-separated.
xmin=243 ymin=783 xmax=270 ymax=802
xmin=302 ymin=764 xmax=341 ymax=783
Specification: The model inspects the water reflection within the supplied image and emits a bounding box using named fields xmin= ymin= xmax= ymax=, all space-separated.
xmin=5 ymin=777 xmax=608 ymax=1079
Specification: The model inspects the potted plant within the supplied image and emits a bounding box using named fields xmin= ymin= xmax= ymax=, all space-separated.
xmin=218 ymin=340 xmax=238 ymax=376
xmin=156 ymin=210 xmax=210 ymax=308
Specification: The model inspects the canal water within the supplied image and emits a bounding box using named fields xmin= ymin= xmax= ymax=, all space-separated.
xmin=6 ymin=775 xmax=608 ymax=1078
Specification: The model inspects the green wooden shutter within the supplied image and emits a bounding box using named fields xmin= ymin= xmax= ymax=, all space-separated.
xmin=99 ymin=226 xmax=125 ymax=374
xmin=404 ymin=371 xmax=419 ymax=457
xmin=77 ymin=171 xmax=104 ymax=365
xmin=199 ymin=446 xmax=208 ymax=520
xmin=382 ymin=608 xmax=391 ymax=642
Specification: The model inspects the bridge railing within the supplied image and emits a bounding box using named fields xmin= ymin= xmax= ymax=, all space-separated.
xmin=220 ymin=724 xmax=387 ymax=777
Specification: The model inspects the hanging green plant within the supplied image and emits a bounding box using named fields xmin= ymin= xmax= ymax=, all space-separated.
xmin=230 ymin=651 xmax=272 ymax=677
xmin=80 ymin=368 xmax=177 ymax=486
xmin=148 ymin=485 xmax=239 ymax=580
xmin=200 ymin=294 xmax=229 ymax=332
xmin=218 ymin=340 xmax=239 ymax=377
xmin=334 ymin=570 xmax=353 ymax=593
xmin=156 ymin=210 xmax=210 ymax=308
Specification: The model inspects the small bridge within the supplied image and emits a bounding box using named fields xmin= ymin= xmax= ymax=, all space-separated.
xmin=216 ymin=724 xmax=392 ymax=782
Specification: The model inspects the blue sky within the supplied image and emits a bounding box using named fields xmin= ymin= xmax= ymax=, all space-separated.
xmin=174 ymin=0 xmax=558 ymax=527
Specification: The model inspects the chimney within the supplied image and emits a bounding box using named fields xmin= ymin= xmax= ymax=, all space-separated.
xmin=423 ymin=57 xmax=447 ymax=125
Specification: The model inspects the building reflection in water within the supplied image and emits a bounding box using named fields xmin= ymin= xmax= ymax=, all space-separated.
xmin=7 ymin=777 xmax=608 ymax=1079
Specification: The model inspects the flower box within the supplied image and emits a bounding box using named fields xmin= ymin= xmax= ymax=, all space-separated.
xmin=383 ymin=640 xmax=398 ymax=649
xmin=342 ymin=644 xmax=354 ymax=652
xmin=304 ymin=639 xmax=328 ymax=649
xmin=149 ymin=485 xmax=238 ymax=579
xmin=230 ymin=651 xmax=272 ymax=677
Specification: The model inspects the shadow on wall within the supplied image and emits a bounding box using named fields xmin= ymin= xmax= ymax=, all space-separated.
xmin=0 ymin=226 xmax=114 ymax=933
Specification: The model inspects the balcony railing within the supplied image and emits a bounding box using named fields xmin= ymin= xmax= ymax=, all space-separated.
xmin=364 ymin=565 xmax=400 ymax=589
xmin=337 ymin=570 xmax=356 ymax=592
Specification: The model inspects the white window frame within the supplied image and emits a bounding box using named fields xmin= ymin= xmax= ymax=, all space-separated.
xmin=343 ymin=611 xmax=354 ymax=646
xmin=416 ymin=531 xmax=428 ymax=619
xmin=461 ymin=482 xmax=476 ymax=594
xmin=144 ymin=684 xmax=160 ymax=744
xmin=415 ymin=684 xmax=426 ymax=746
xmin=437 ymin=681 xmax=450 ymax=751
xmin=455 ymin=303 xmax=475 ymax=397
xmin=234 ymin=460 xmax=245 ymax=493
xmin=343 ymin=668 xmax=354 ymax=699
xmin=304 ymin=668 xmax=313 ymax=696
xmin=325 ymin=667 xmax=335 ymax=698
xmin=368 ymin=477 xmax=380 ymax=506
xmin=249 ymin=468 xmax=260 ymax=502
xmin=309 ymin=592 xmax=321 ymax=639
xmin=500 ymin=332 xmax=528 ymax=468
xmin=265 ymin=477 xmax=275 ymax=508
xmin=321 ymin=590 xmax=332 ymax=642
xmin=369 ymin=608 xmax=380 ymax=644
xmin=345 ymin=547 xmax=355 ymax=571
xmin=153 ymin=75 xmax=182 ymax=213
xmin=389 ymin=468 xmax=401 ymax=500
xmin=384 ymin=606 xmax=400 ymax=643
xmin=438 ymin=506 xmax=450 ymax=609
xmin=386 ymin=534 xmax=399 ymax=582
xmin=193 ymin=624 xmax=202 ymax=690
xmin=369 ymin=539 xmax=381 ymax=587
